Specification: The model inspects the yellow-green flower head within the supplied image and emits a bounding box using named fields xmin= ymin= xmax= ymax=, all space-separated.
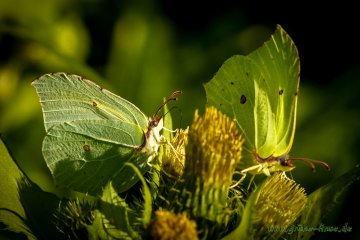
xmin=148 ymin=210 xmax=198 ymax=240
xmin=185 ymin=106 xmax=243 ymax=188
xmin=255 ymin=172 xmax=307 ymax=228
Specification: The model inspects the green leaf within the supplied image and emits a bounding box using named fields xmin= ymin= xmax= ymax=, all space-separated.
xmin=124 ymin=162 xmax=152 ymax=227
xmin=87 ymin=163 xmax=152 ymax=240
xmin=17 ymin=178 xmax=64 ymax=240
xmin=221 ymin=185 xmax=259 ymax=240
xmin=0 ymin=136 xmax=64 ymax=239
xmin=296 ymin=165 xmax=360 ymax=240
xmin=0 ymin=136 xmax=35 ymax=239
xmin=204 ymin=25 xmax=300 ymax=173
xmin=87 ymin=182 xmax=140 ymax=240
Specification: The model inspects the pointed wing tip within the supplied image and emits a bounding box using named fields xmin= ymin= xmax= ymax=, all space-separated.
xmin=31 ymin=72 xmax=85 ymax=87
xmin=276 ymin=24 xmax=284 ymax=31
xmin=275 ymin=24 xmax=289 ymax=36
xmin=31 ymin=72 xmax=61 ymax=85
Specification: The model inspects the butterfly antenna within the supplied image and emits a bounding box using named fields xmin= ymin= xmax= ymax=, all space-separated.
xmin=154 ymin=90 xmax=183 ymax=118
xmin=289 ymin=158 xmax=331 ymax=172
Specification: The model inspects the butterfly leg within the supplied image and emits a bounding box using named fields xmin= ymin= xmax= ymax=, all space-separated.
xmin=247 ymin=174 xmax=256 ymax=191
xmin=241 ymin=164 xmax=263 ymax=175
xmin=239 ymin=164 xmax=264 ymax=190
xmin=262 ymin=166 xmax=271 ymax=176
xmin=230 ymin=171 xmax=247 ymax=188
xmin=147 ymin=158 xmax=154 ymax=167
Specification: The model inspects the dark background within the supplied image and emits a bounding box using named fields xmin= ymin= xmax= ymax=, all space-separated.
xmin=0 ymin=1 xmax=359 ymax=239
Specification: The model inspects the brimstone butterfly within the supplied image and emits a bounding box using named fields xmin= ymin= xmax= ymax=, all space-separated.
xmin=205 ymin=25 xmax=329 ymax=176
xmin=32 ymin=73 xmax=179 ymax=195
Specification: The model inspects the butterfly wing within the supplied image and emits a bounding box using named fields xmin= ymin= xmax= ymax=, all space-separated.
xmin=43 ymin=120 xmax=147 ymax=194
xmin=205 ymin=25 xmax=300 ymax=166
xmin=32 ymin=73 xmax=152 ymax=194
xmin=32 ymin=72 xmax=149 ymax=131
xmin=248 ymin=25 xmax=300 ymax=158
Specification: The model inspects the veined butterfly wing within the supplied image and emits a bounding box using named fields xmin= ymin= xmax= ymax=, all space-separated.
xmin=32 ymin=73 xmax=162 ymax=195
xmin=205 ymin=25 xmax=299 ymax=172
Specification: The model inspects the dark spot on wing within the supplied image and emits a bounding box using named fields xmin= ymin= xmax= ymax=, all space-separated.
xmin=279 ymin=89 xmax=284 ymax=95
xmin=83 ymin=144 xmax=90 ymax=152
xmin=92 ymin=101 xmax=97 ymax=107
xmin=230 ymin=81 xmax=234 ymax=85
xmin=240 ymin=95 xmax=247 ymax=104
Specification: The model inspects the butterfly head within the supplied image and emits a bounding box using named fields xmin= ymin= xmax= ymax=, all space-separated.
xmin=149 ymin=115 xmax=162 ymax=128
xmin=140 ymin=91 xmax=183 ymax=156
xmin=278 ymin=154 xmax=294 ymax=168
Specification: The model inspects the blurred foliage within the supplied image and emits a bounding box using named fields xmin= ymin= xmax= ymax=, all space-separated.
xmin=0 ymin=0 xmax=359 ymax=239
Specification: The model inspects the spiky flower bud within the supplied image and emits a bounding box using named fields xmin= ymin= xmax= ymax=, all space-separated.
xmin=54 ymin=198 xmax=95 ymax=239
xmin=185 ymin=106 xmax=242 ymax=189
xmin=254 ymin=172 xmax=307 ymax=238
xmin=183 ymin=106 xmax=243 ymax=224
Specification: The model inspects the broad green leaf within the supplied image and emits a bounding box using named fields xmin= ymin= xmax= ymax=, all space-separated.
xmin=204 ymin=25 xmax=300 ymax=173
xmin=32 ymin=73 xmax=165 ymax=195
xmin=295 ymin=165 xmax=360 ymax=240
xmin=88 ymin=182 xmax=140 ymax=240
xmin=0 ymin=137 xmax=64 ymax=239
xmin=0 ymin=137 xmax=34 ymax=239
xmin=87 ymin=163 xmax=152 ymax=240
xmin=88 ymin=210 xmax=134 ymax=240
xmin=17 ymin=178 xmax=63 ymax=240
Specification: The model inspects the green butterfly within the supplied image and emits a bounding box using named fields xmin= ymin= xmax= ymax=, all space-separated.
xmin=32 ymin=73 xmax=178 ymax=195
xmin=205 ymin=25 xmax=329 ymax=176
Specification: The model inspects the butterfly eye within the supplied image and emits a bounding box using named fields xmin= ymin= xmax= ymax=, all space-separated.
xmin=278 ymin=155 xmax=286 ymax=165
xmin=278 ymin=154 xmax=293 ymax=167
xmin=149 ymin=116 xmax=160 ymax=128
